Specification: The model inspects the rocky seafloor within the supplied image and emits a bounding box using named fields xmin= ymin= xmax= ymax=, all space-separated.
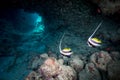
xmin=25 ymin=51 xmax=120 ymax=80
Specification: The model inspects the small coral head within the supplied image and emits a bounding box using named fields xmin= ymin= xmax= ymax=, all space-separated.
xmin=44 ymin=58 xmax=55 ymax=66
xmin=98 ymin=52 xmax=104 ymax=58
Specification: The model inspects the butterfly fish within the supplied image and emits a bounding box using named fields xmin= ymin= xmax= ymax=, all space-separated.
xmin=59 ymin=33 xmax=73 ymax=57
xmin=87 ymin=21 xmax=103 ymax=47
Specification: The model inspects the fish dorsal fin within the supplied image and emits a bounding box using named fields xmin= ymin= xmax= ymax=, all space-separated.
xmin=59 ymin=33 xmax=65 ymax=53
xmin=89 ymin=21 xmax=103 ymax=38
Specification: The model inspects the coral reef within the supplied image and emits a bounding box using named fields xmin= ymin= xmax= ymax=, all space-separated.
xmin=56 ymin=65 xmax=76 ymax=80
xmin=110 ymin=51 xmax=120 ymax=61
xmin=40 ymin=53 xmax=49 ymax=59
xmin=28 ymin=52 xmax=59 ymax=70
xmin=39 ymin=57 xmax=60 ymax=79
xmin=26 ymin=51 xmax=120 ymax=80
xmin=90 ymin=51 xmax=112 ymax=71
xmin=91 ymin=0 xmax=120 ymax=15
xmin=39 ymin=57 xmax=76 ymax=80
xmin=69 ymin=55 xmax=84 ymax=72
xmin=28 ymin=53 xmax=48 ymax=70
xmin=79 ymin=63 xmax=101 ymax=80
xmin=58 ymin=59 xmax=64 ymax=65
xmin=107 ymin=61 xmax=120 ymax=80
xmin=25 ymin=71 xmax=42 ymax=80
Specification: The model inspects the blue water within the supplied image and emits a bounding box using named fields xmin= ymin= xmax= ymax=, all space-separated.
xmin=0 ymin=9 xmax=47 ymax=80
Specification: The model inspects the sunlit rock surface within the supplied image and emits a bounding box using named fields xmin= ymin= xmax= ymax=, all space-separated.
xmin=39 ymin=57 xmax=76 ymax=80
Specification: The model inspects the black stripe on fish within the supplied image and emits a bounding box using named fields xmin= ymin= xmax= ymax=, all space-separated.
xmin=88 ymin=41 xmax=96 ymax=47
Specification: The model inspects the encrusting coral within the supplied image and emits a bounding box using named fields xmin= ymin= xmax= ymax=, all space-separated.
xmin=39 ymin=57 xmax=76 ymax=80
xmin=28 ymin=53 xmax=49 ymax=70
xmin=25 ymin=51 xmax=120 ymax=80
xmin=69 ymin=55 xmax=84 ymax=72
xmin=90 ymin=51 xmax=112 ymax=71
xmin=25 ymin=71 xmax=42 ymax=80
xmin=39 ymin=57 xmax=60 ymax=79
xmin=110 ymin=51 xmax=120 ymax=61
xmin=79 ymin=63 xmax=101 ymax=80
xmin=107 ymin=61 xmax=120 ymax=80
xmin=56 ymin=65 xmax=76 ymax=80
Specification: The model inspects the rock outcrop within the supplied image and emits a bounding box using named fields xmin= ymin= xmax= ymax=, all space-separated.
xmin=38 ymin=57 xmax=76 ymax=80
xmin=90 ymin=51 xmax=112 ymax=71
xmin=79 ymin=63 xmax=101 ymax=80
